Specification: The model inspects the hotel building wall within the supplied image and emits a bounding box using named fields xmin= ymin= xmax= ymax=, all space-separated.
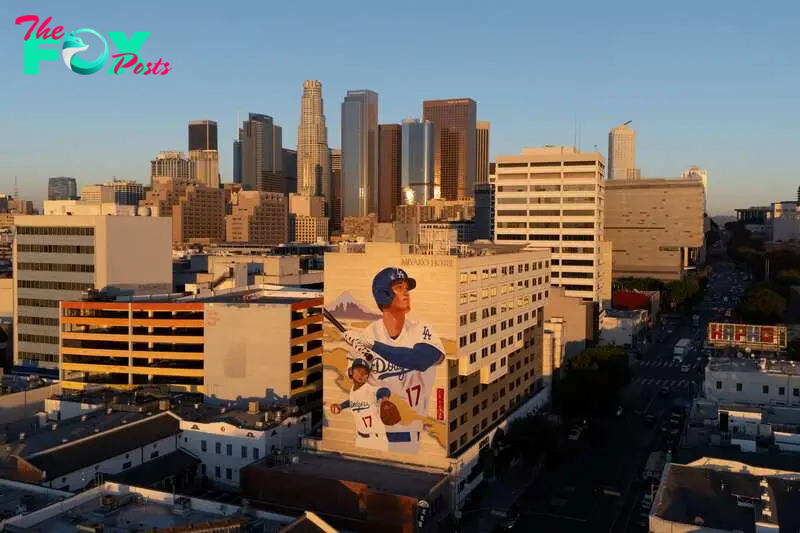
xmin=13 ymin=215 xmax=172 ymax=370
xmin=320 ymin=242 xmax=549 ymax=476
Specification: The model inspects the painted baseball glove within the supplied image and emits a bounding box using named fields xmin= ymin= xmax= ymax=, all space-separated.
xmin=380 ymin=398 xmax=402 ymax=426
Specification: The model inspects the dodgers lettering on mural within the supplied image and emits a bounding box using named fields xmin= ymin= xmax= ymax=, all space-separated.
xmin=14 ymin=15 xmax=172 ymax=75
xmin=323 ymin=265 xmax=452 ymax=458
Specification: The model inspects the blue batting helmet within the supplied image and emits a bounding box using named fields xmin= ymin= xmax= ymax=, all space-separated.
xmin=348 ymin=358 xmax=370 ymax=378
xmin=372 ymin=267 xmax=417 ymax=308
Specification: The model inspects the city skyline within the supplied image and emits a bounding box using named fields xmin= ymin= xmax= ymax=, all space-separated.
xmin=3 ymin=0 xmax=800 ymax=214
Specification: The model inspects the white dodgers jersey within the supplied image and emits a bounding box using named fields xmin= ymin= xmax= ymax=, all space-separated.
xmin=348 ymin=382 xmax=386 ymax=436
xmin=358 ymin=318 xmax=444 ymax=432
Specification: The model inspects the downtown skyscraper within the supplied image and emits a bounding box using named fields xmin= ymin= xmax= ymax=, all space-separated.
xmin=188 ymin=120 xmax=220 ymax=189
xmin=297 ymin=80 xmax=330 ymax=206
xmin=423 ymin=98 xmax=477 ymax=200
xmin=234 ymin=113 xmax=283 ymax=193
xmin=341 ymin=90 xmax=378 ymax=218
xmin=400 ymin=119 xmax=435 ymax=206
xmin=608 ymin=122 xmax=639 ymax=180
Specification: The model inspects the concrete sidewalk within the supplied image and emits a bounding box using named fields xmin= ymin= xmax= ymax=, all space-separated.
xmin=459 ymin=463 xmax=539 ymax=533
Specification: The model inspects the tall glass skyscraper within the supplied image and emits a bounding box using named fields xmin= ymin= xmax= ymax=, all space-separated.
xmin=401 ymin=119 xmax=435 ymax=205
xmin=341 ymin=90 xmax=378 ymax=217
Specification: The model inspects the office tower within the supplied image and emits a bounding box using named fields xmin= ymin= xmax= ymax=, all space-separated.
xmin=14 ymin=215 xmax=172 ymax=371
xmin=320 ymin=241 xmax=550 ymax=471
xmin=422 ymin=98 xmax=477 ymax=200
xmin=608 ymin=122 xmax=639 ymax=180
xmin=341 ymin=90 xmax=379 ymax=217
xmin=189 ymin=150 xmax=220 ymax=189
xmin=605 ymin=179 xmax=705 ymax=281
xmin=401 ymin=119 xmax=435 ymax=206
xmin=80 ymin=179 xmax=145 ymax=206
xmin=289 ymin=194 xmax=328 ymax=243
xmin=48 ymin=177 xmax=77 ymax=200
xmin=172 ymin=185 xmax=226 ymax=244
xmin=237 ymin=113 xmax=283 ymax=193
xmin=330 ymin=149 xmax=342 ymax=231
xmin=297 ymin=80 xmax=330 ymax=203
xmin=233 ymin=140 xmax=242 ymax=184
xmin=188 ymin=119 xmax=218 ymax=151
xmin=681 ymin=166 xmax=709 ymax=213
xmin=378 ymin=124 xmax=401 ymax=222
xmin=226 ymin=191 xmax=288 ymax=245
xmin=150 ymin=152 xmax=195 ymax=184
xmin=495 ymin=146 xmax=606 ymax=302
xmin=282 ymin=149 xmax=298 ymax=194
xmin=476 ymin=121 xmax=490 ymax=186
xmin=474 ymin=182 xmax=495 ymax=241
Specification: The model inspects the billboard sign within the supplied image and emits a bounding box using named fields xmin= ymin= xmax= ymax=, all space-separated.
xmin=707 ymin=322 xmax=787 ymax=350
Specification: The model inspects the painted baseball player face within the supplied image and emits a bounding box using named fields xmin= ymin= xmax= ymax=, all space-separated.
xmin=351 ymin=365 xmax=370 ymax=385
xmin=389 ymin=280 xmax=411 ymax=313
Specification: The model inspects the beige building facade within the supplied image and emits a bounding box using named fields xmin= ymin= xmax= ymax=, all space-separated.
xmin=604 ymin=178 xmax=705 ymax=281
xmin=291 ymin=216 xmax=329 ymax=244
xmin=494 ymin=146 xmax=607 ymax=302
xmin=317 ymin=242 xmax=551 ymax=501
xmin=172 ymin=185 xmax=226 ymax=244
xmin=189 ymin=150 xmax=220 ymax=189
xmin=13 ymin=215 xmax=172 ymax=370
xmin=289 ymin=194 xmax=325 ymax=217
xmin=150 ymin=151 xmax=195 ymax=184
xmin=226 ymin=191 xmax=287 ymax=245
xmin=607 ymin=122 xmax=639 ymax=180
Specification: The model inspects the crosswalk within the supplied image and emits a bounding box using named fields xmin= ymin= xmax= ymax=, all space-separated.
xmin=631 ymin=377 xmax=697 ymax=387
xmin=631 ymin=360 xmax=684 ymax=368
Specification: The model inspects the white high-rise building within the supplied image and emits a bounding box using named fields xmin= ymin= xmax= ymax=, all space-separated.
xmin=297 ymin=81 xmax=330 ymax=206
xmin=13 ymin=215 xmax=172 ymax=372
xmin=494 ymin=146 xmax=609 ymax=302
xmin=608 ymin=122 xmax=638 ymax=180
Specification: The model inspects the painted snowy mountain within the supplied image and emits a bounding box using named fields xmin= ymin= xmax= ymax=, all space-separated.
xmin=328 ymin=291 xmax=380 ymax=321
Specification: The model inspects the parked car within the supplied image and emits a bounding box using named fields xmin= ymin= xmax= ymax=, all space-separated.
xmin=680 ymin=364 xmax=690 ymax=373
xmin=644 ymin=414 xmax=656 ymax=427
xmin=659 ymin=386 xmax=670 ymax=397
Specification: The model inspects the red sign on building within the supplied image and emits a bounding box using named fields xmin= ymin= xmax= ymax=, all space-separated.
xmin=436 ymin=388 xmax=445 ymax=421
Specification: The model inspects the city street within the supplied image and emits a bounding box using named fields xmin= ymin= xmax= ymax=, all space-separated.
xmin=507 ymin=259 xmax=744 ymax=533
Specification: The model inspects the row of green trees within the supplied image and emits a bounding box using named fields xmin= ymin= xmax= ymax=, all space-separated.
xmin=614 ymin=275 xmax=705 ymax=311
xmin=555 ymin=346 xmax=630 ymax=416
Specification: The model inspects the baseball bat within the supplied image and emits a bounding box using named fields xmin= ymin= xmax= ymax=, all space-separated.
xmin=322 ymin=307 xmax=376 ymax=361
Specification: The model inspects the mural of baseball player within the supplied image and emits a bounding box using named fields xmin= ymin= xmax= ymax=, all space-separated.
xmin=329 ymin=358 xmax=392 ymax=451
xmin=340 ymin=267 xmax=446 ymax=455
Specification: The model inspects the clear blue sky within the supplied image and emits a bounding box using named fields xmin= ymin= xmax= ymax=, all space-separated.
xmin=2 ymin=0 xmax=798 ymax=215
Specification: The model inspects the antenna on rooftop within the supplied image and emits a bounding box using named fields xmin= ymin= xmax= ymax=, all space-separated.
xmin=13 ymin=176 xmax=18 ymax=198
xmin=573 ymin=118 xmax=577 ymax=151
